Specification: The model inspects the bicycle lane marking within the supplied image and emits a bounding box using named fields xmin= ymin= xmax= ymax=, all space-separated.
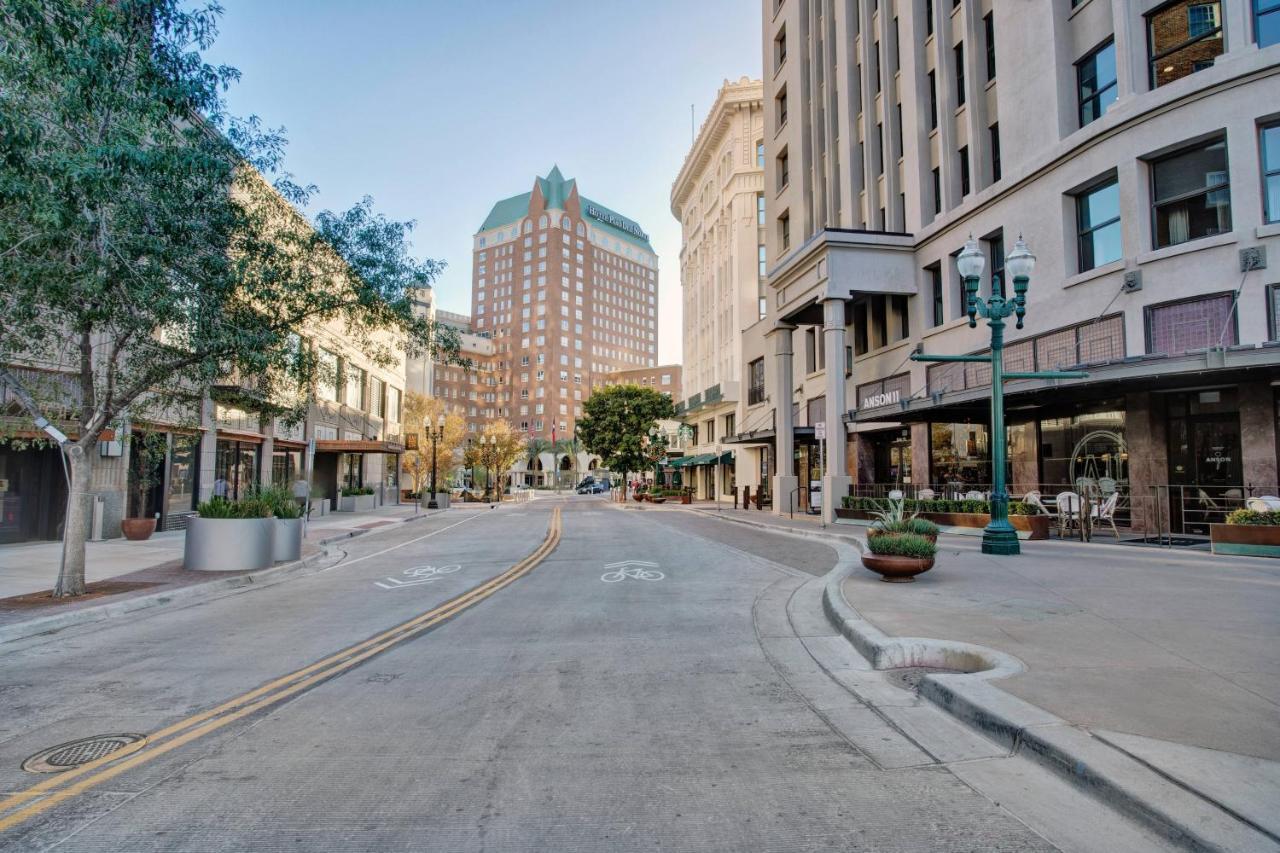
xmin=600 ymin=560 xmax=665 ymax=582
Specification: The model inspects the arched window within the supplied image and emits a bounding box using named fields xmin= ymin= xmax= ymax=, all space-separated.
xmin=576 ymin=222 xmax=585 ymax=236
xmin=478 ymin=236 xmax=486 ymax=247
xmin=522 ymin=220 xmax=532 ymax=234
xmin=539 ymin=214 xmax=549 ymax=229
xmin=561 ymin=216 xmax=571 ymax=230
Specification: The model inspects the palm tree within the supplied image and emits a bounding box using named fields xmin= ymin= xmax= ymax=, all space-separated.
xmin=553 ymin=437 xmax=577 ymax=490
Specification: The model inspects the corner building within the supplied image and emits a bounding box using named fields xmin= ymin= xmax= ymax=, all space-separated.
xmin=743 ymin=0 xmax=1280 ymax=532
xmin=471 ymin=167 xmax=660 ymax=441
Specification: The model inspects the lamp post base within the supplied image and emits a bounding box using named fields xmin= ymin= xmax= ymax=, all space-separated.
xmin=981 ymin=523 xmax=1021 ymax=555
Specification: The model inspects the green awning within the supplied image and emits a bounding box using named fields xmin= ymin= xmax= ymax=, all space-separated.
xmin=668 ymin=456 xmax=695 ymax=468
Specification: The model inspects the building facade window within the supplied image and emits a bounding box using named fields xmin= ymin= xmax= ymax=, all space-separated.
xmin=959 ymin=146 xmax=970 ymax=195
xmin=747 ymin=358 xmax=766 ymax=405
xmin=984 ymin=12 xmax=996 ymax=80
xmin=928 ymin=71 xmax=938 ymax=129
xmin=1077 ymin=39 xmax=1117 ymax=127
xmin=778 ymin=210 xmax=790 ymax=250
xmin=774 ymin=24 xmax=787 ymax=69
xmin=1151 ymin=137 xmax=1230 ymax=248
xmin=1147 ymin=1 xmax=1224 ymax=88
xmin=1269 ymin=284 xmax=1280 ymax=341
xmin=757 ymin=192 xmax=765 ymax=225
xmin=756 ymin=140 xmax=764 ymax=167
xmin=1146 ymin=293 xmax=1237 ymax=353
xmin=932 ymin=167 xmax=941 ymax=214
xmin=777 ymin=149 xmax=789 ymax=190
xmin=954 ymin=43 xmax=966 ymax=105
xmin=1259 ymin=0 xmax=1280 ymax=46
xmin=925 ymin=0 xmax=934 ymax=35
xmin=929 ymin=265 xmax=944 ymax=327
xmin=1262 ymin=122 xmax=1280 ymax=224
xmin=776 ymin=86 xmax=788 ymax=126
xmin=758 ymin=244 xmax=767 ymax=278
xmin=1076 ymin=177 xmax=1123 ymax=271
xmin=989 ymin=123 xmax=1001 ymax=182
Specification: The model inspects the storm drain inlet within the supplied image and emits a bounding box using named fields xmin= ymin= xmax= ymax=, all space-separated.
xmin=22 ymin=734 xmax=146 ymax=773
xmin=884 ymin=667 xmax=962 ymax=693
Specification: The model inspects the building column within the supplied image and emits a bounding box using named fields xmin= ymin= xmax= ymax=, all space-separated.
xmin=769 ymin=322 xmax=797 ymax=515
xmin=1239 ymin=380 xmax=1278 ymax=491
xmin=822 ymin=298 xmax=851 ymax=523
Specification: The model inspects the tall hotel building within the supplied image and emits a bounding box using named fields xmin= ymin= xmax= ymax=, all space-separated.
xmin=739 ymin=0 xmax=1279 ymax=531
xmin=470 ymin=167 xmax=662 ymax=439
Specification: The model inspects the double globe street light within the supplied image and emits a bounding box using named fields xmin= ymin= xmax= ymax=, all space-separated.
xmin=912 ymin=236 xmax=1086 ymax=555
xmin=424 ymin=413 xmax=446 ymax=509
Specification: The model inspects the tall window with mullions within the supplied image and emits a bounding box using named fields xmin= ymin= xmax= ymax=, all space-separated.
xmin=1259 ymin=0 xmax=1280 ymax=46
xmin=1076 ymin=177 xmax=1123 ymax=272
xmin=1077 ymin=39 xmax=1117 ymax=128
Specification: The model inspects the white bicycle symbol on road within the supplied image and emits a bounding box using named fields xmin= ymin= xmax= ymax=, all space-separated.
xmin=600 ymin=561 xmax=665 ymax=582
xmin=374 ymin=564 xmax=462 ymax=589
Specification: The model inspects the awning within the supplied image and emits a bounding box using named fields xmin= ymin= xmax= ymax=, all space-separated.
xmin=667 ymin=456 xmax=695 ymax=468
xmin=314 ymin=439 xmax=405 ymax=454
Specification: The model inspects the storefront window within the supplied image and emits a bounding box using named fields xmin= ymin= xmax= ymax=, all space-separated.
xmin=1038 ymin=406 xmax=1127 ymax=493
xmin=340 ymin=453 xmax=363 ymax=491
xmin=1167 ymin=388 xmax=1242 ymax=534
xmin=271 ymin=450 xmax=302 ymax=487
xmin=167 ymin=435 xmax=199 ymax=516
xmin=930 ymin=422 xmax=990 ymax=488
xmin=214 ymin=439 xmax=259 ymax=500
xmin=384 ymin=453 xmax=400 ymax=490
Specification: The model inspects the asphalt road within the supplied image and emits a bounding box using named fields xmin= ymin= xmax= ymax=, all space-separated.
xmin=0 ymin=496 xmax=1056 ymax=851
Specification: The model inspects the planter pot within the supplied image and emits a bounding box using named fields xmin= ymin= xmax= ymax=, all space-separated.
xmin=184 ymin=516 xmax=275 ymax=572
xmin=861 ymin=553 xmax=935 ymax=583
xmin=1011 ymin=514 xmax=1051 ymax=540
xmin=338 ymin=493 xmax=376 ymax=513
xmin=272 ymin=517 xmax=303 ymax=563
xmin=633 ymin=493 xmax=645 ymax=502
xmin=679 ymin=495 xmax=692 ymax=505
xmin=1211 ymin=523 xmax=1280 ymax=557
xmin=423 ymin=492 xmax=451 ymax=510
xmin=836 ymin=508 xmax=1049 ymax=540
xmin=120 ymin=517 xmax=157 ymax=541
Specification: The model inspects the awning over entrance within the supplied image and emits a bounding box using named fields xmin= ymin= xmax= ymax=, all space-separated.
xmin=314 ymin=439 xmax=405 ymax=454
xmin=848 ymin=347 xmax=1280 ymax=426
xmin=724 ymin=426 xmax=817 ymax=445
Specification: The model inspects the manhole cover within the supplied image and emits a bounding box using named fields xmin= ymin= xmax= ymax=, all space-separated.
xmin=884 ymin=667 xmax=961 ymax=693
xmin=22 ymin=734 xmax=145 ymax=773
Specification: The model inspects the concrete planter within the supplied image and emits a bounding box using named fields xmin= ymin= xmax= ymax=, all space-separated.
xmin=184 ymin=517 xmax=274 ymax=572
xmin=1210 ymin=523 xmax=1280 ymax=557
xmin=423 ymin=492 xmax=451 ymax=510
xmin=272 ymin=517 xmax=303 ymax=563
xmin=835 ymin=507 xmax=1050 ymax=540
xmin=338 ymin=493 xmax=376 ymax=513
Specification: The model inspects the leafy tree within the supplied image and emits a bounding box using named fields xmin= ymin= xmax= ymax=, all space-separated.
xmin=523 ymin=437 xmax=551 ymax=482
xmin=401 ymin=393 xmax=465 ymax=495
xmin=464 ymin=420 xmax=523 ymax=498
xmin=552 ymin=436 xmax=578 ymax=487
xmin=576 ymin=385 xmax=675 ymax=493
xmin=0 ymin=0 xmax=460 ymax=595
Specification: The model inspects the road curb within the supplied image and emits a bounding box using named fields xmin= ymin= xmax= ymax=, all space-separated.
xmin=650 ymin=504 xmax=867 ymax=549
xmin=819 ymin=554 xmax=1278 ymax=853
xmin=0 ymin=509 xmax=450 ymax=646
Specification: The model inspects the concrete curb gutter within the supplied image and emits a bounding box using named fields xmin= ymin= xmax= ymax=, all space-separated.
xmin=820 ymin=552 xmax=1279 ymax=853
xmin=0 ymin=508 xmax=450 ymax=646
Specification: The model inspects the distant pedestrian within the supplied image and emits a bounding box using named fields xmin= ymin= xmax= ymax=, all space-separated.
xmin=213 ymin=476 xmax=228 ymax=498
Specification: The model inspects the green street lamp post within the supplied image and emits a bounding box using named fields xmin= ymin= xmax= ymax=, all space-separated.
xmin=912 ymin=236 xmax=1087 ymax=555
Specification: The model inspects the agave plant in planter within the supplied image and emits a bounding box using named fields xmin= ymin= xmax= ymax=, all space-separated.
xmin=867 ymin=498 xmax=940 ymax=543
xmin=861 ymin=532 xmax=937 ymax=583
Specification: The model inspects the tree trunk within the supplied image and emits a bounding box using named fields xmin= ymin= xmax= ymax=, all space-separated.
xmin=53 ymin=444 xmax=91 ymax=598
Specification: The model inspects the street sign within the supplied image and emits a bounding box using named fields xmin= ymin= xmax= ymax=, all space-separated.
xmin=814 ymin=421 xmax=826 ymax=440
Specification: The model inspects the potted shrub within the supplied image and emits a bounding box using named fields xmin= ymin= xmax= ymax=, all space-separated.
xmin=183 ymin=496 xmax=275 ymax=572
xmin=338 ymin=486 xmax=376 ymax=512
xmin=121 ymin=431 xmax=167 ymax=541
xmin=1211 ymin=509 xmax=1280 ymax=557
xmin=861 ymin=532 xmax=937 ymax=583
xmin=257 ymin=485 xmax=304 ymax=563
xmin=679 ymin=486 xmax=693 ymax=505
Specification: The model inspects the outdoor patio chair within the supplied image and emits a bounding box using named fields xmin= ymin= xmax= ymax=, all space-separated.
xmin=918 ymin=488 xmax=936 ymax=500
xmin=1075 ymin=477 xmax=1099 ymax=497
xmin=888 ymin=489 xmax=904 ymax=500
xmin=1259 ymin=495 xmax=1280 ymax=510
xmin=964 ymin=490 xmax=985 ymax=501
xmin=1055 ymin=491 xmax=1083 ymax=538
xmin=1247 ymin=497 xmax=1271 ymax=512
xmin=1098 ymin=477 xmax=1117 ymax=496
xmin=1090 ymin=491 xmax=1121 ymax=538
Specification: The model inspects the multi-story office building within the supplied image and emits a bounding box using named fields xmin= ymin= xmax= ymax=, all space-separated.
xmin=740 ymin=0 xmax=1279 ymax=532
xmin=670 ymin=77 xmax=765 ymax=500
xmin=470 ymin=167 xmax=661 ymax=442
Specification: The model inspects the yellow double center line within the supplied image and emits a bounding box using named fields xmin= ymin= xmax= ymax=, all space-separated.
xmin=0 ymin=507 xmax=562 ymax=833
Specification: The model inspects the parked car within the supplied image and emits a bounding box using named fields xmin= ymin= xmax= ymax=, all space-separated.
xmin=577 ymin=480 xmax=608 ymax=494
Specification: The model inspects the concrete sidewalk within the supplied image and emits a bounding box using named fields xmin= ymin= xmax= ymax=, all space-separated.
xmin=0 ymin=501 xmax=427 ymax=600
xmin=679 ymin=505 xmax=1280 ymax=845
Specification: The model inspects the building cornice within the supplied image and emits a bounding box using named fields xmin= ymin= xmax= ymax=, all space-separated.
xmin=670 ymin=78 xmax=764 ymax=220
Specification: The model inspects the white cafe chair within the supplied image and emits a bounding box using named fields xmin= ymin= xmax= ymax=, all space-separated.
xmin=1090 ymin=491 xmax=1121 ymax=538
xmin=1056 ymin=491 xmax=1083 ymax=537
xmin=918 ymin=488 xmax=936 ymax=500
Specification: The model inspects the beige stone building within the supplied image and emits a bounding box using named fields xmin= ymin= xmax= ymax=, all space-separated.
xmin=741 ymin=0 xmax=1280 ymax=533
xmin=670 ymin=78 xmax=766 ymax=500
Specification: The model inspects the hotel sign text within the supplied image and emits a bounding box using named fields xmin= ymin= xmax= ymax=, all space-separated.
xmin=586 ymin=204 xmax=648 ymax=241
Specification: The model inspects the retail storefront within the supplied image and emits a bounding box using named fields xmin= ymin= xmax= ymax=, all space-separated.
xmin=850 ymin=348 xmax=1279 ymax=537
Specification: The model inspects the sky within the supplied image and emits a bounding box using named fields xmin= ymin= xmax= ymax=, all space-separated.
xmin=203 ymin=0 xmax=763 ymax=366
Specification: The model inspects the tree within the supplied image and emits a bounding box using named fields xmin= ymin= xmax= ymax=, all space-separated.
xmin=576 ymin=385 xmax=675 ymax=493
xmin=485 ymin=421 xmax=524 ymax=496
xmin=0 ymin=1 xmax=460 ymax=595
xmin=523 ymin=437 xmax=551 ymax=483
xmin=401 ymin=393 xmax=465 ymax=495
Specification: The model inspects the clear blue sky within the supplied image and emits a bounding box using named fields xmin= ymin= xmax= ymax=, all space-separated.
xmin=204 ymin=1 xmax=762 ymax=365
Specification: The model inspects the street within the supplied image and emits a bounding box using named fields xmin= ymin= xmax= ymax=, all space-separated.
xmin=0 ymin=497 xmax=1108 ymax=852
